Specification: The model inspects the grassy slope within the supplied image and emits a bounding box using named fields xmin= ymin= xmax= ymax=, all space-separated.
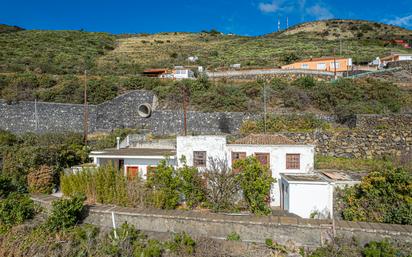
xmin=1 ymin=20 xmax=412 ymax=75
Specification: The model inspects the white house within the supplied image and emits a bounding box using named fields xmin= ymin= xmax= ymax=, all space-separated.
xmin=173 ymin=68 xmax=195 ymax=79
xmin=176 ymin=134 xmax=315 ymax=207
xmin=90 ymin=134 xmax=314 ymax=207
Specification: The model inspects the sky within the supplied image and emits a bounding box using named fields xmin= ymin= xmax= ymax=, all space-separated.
xmin=1 ymin=0 xmax=412 ymax=36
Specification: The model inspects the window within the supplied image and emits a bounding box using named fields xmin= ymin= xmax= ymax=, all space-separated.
xmin=316 ymin=63 xmax=326 ymax=70
xmin=232 ymin=152 xmax=246 ymax=173
xmin=286 ymin=154 xmax=300 ymax=169
xmin=330 ymin=62 xmax=340 ymax=69
xmin=193 ymin=151 xmax=206 ymax=167
xmin=146 ymin=166 xmax=157 ymax=179
xmin=255 ymin=153 xmax=270 ymax=167
xmin=301 ymin=64 xmax=309 ymax=69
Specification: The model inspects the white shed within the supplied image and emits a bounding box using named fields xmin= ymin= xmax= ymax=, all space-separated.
xmin=280 ymin=173 xmax=333 ymax=219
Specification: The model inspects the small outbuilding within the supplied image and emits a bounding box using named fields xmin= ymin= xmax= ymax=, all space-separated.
xmin=280 ymin=173 xmax=333 ymax=219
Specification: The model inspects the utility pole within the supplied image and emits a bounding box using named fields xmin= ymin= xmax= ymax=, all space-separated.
xmin=34 ymin=98 xmax=38 ymax=131
xmin=333 ymin=49 xmax=337 ymax=80
xmin=83 ymin=70 xmax=88 ymax=144
xmin=182 ymin=86 xmax=188 ymax=136
xmin=263 ymin=83 xmax=267 ymax=134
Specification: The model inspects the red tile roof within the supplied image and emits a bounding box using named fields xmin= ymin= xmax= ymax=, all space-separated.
xmin=231 ymin=134 xmax=298 ymax=145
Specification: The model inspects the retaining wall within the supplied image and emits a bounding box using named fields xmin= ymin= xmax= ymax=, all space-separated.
xmin=32 ymin=194 xmax=412 ymax=248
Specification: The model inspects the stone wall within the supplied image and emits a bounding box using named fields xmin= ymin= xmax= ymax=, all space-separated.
xmin=355 ymin=114 xmax=412 ymax=130
xmin=206 ymin=68 xmax=337 ymax=80
xmin=386 ymin=60 xmax=412 ymax=71
xmin=32 ymin=194 xmax=412 ymax=248
xmin=0 ymin=90 xmax=259 ymax=135
xmin=283 ymin=129 xmax=412 ymax=158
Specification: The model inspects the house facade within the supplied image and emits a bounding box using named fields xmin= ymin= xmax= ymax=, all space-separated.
xmin=89 ymin=133 xmax=320 ymax=214
xmin=281 ymin=57 xmax=353 ymax=72
xmin=176 ymin=134 xmax=315 ymax=207
xmin=380 ymin=53 xmax=412 ymax=66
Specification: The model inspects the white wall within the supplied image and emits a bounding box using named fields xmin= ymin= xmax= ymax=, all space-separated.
xmin=227 ymin=144 xmax=314 ymax=206
xmin=176 ymin=136 xmax=315 ymax=207
xmin=399 ymin=55 xmax=412 ymax=61
xmin=176 ymin=135 xmax=228 ymax=169
xmin=282 ymin=179 xmax=333 ymax=219
xmin=94 ymin=157 xmax=176 ymax=179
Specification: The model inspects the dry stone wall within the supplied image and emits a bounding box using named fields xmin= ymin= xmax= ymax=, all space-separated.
xmin=0 ymin=90 xmax=411 ymax=158
xmin=284 ymin=129 xmax=412 ymax=158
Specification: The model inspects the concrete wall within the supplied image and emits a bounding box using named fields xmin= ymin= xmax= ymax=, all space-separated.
xmin=283 ymin=181 xmax=333 ymax=219
xmin=32 ymin=194 xmax=412 ymax=248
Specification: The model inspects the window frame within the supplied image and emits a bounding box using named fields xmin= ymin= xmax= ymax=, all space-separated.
xmin=231 ymin=152 xmax=246 ymax=173
xmin=193 ymin=151 xmax=207 ymax=167
xmin=286 ymin=154 xmax=300 ymax=170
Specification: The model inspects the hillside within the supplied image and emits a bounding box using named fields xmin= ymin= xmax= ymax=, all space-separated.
xmin=0 ymin=20 xmax=412 ymax=75
xmin=280 ymin=19 xmax=412 ymax=40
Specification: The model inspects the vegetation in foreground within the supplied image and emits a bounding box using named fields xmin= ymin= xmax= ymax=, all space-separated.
xmin=61 ymin=156 xmax=274 ymax=215
xmin=0 ymin=187 xmax=410 ymax=257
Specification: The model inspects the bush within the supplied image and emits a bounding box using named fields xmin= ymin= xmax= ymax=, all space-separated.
xmin=166 ymin=232 xmax=196 ymax=255
xmin=0 ymin=175 xmax=16 ymax=198
xmin=234 ymin=157 xmax=275 ymax=215
xmin=204 ymin=158 xmax=240 ymax=212
xmin=27 ymin=165 xmax=54 ymax=194
xmin=147 ymin=160 xmax=180 ymax=209
xmin=340 ymin=167 xmax=412 ymax=224
xmin=177 ymin=164 xmax=206 ymax=208
xmin=240 ymin=114 xmax=330 ymax=134
xmin=46 ymin=194 xmax=85 ymax=231
xmin=362 ymin=240 xmax=398 ymax=257
xmin=0 ymin=193 xmax=35 ymax=231
xmin=226 ymin=232 xmax=241 ymax=241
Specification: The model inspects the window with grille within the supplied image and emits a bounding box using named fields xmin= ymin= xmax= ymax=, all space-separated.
xmin=193 ymin=151 xmax=206 ymax=167
xmin=255 ymin=153 xmax=270 ymax=167
xmin=232 ymin=152 xmax=246 ymax=173
xmin=286 ymin=154 xmax=300 ymax=169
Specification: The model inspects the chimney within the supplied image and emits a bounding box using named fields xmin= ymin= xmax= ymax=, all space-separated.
xmin=116 ymin=137 xmax=120 ymax=150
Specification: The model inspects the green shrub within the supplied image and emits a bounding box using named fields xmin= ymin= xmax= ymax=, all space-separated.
xmin=240 ymin=114 xmax=331 ymax=134
xmin=0 ymin=175 xmax=16 ymax=198
xmin=265 ymin=239 xmax=288 ymax=253
xmin=166 ymin=232 xmax=196 ymax=255
xmin=177 ymin=164 xmax=206 ymax=208
xmin=0 ymin=193 xmax=35 ymax=231
xmin=147 ymin=160 xmax=180 ymax=209
xmin=234 ymin=157 xmax=275 ymax=215
xmin=46 ymin=194 xmax=85 ymax=231
xmin=362 ymin=240 xmax=398 ymax=257
xmin=340 ymin=167 xmax=412 ymax=224
xmin=226 ymin=232 xmax=241 ymax=241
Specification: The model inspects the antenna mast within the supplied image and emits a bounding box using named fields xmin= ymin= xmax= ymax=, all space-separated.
xmin=277 ymin=16 xmax=281 ymax=32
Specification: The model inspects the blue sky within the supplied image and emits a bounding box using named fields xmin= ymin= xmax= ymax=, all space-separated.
xmin=1 ymin=0 xmax=411 ymax=35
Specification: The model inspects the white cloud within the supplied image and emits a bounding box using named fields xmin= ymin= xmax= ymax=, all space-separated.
xmin=258 ymin=0 xmax=283 ymax=13
xmin=385 ymin=14 xmax=412 ymax=27
xmin=306 ymin=4 xmax=334 ymax=20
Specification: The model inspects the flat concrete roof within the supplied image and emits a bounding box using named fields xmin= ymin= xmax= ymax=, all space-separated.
xmin=281 ymin=173 xmax=327 ymax=183
xmin=90 ymin=148 xmax=176 ymax=157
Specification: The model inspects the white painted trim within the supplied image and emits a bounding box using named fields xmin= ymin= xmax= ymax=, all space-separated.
xmin=227 ymin=144 xmax=316 ymax=148
xmin=89 ymin=155 xmax=175 ymax=160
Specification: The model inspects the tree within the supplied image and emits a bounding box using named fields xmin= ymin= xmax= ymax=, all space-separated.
xmin=204 ymin=158 xmax=240 ymax=211
xmin=233 ymin=157 xmax=275 ymax=215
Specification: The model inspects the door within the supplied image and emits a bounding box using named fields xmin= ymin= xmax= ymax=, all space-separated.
xmin=126 ymin=166 xmax=139 ymax=180
xmin=254 ymin=153 xmax=271 ymax=205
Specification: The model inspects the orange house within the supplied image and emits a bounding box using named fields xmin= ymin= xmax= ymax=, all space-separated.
xmin=281 ymin=57 xmax=353 ymax=72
